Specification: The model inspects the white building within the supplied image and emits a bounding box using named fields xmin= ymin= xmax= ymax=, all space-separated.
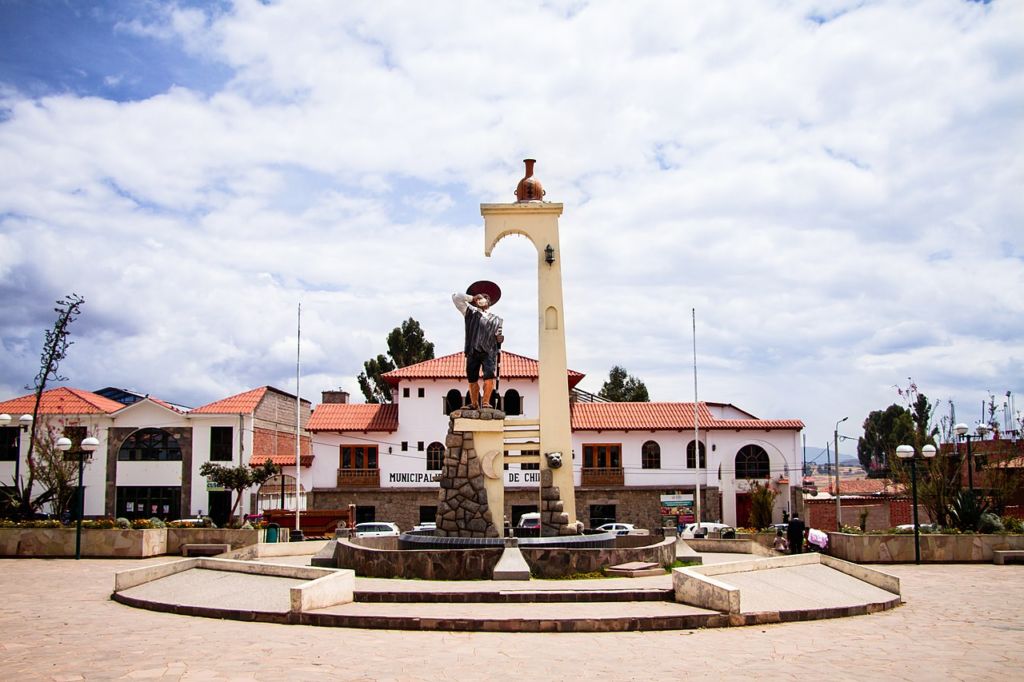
xmin=298 ymin=351 xmax=804 ymax=530
xmin=0 ymin=385 xmax=309 ymax=525
xmin=2 ymin=354 xmax=804 ymax=531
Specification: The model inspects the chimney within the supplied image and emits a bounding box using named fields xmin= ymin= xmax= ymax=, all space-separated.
xmin=322 ymin=390 xmax=350 ymax=404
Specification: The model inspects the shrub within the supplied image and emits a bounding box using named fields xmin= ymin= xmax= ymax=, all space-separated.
xmin=148 ymin=517 xmax=167 ymax=528
xmin=1001 ymin=515 xmax=1024 ymax=534
xmin=115 ymin=517 xmax=131 ymax=529
xmin=948 ymin=490 xmax=991 ymax=532
xmin=748 ymin=480 xmax=781 ymax=530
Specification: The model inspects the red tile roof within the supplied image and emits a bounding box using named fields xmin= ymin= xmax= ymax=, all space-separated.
xmin=148 ymin=397 xmax=186 ymax=413
xmin=828 ymin=479 xmax=905 ymax=495
xmin=250 ymin=454 xmax=314 ymax=467
xmin=0 ymin=387 xmax=125 ymax=415
xmin=382 ymin=351 xmax=585 ymax=389
xmin=190 ymin=387 xmax=269 ymax=414
xmin=570 ymin=402 xmax=803 ymax=432
xmin=307 ymin=403 xmax=399 ymax=432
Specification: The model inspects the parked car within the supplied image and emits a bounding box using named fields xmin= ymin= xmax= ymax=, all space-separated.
xmin=354 ymin=522 xmax=401 ymax=538
xmin=681 ymin=522 xmax=735 ymax=538
xmin=413 ymin=521 xmax=436 ymax=532
xmin=895 ymin=523 xmax=939 ymax=533
xmin=596 ymin=522 xmax=636 ymax=536
xmin=517 ymin=512 xmax=540 ymax=528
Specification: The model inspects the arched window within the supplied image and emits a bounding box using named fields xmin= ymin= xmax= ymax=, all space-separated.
xmin=735 ymin=444 xmax=770 ymax=479
xmin=118 ymin=428 xmax=182 ymax=461
xmin=426 ymin=442 xmax=445 ymax=470
xmin=445 ymin=389 xmax=463 ymax=415
xmin=503 ymin=389 xmax=521 ymax=416
xmin=686 ymin=441 xmax=706 ymax=469
xmin=641 ymin=440 xmax=661 ymax=469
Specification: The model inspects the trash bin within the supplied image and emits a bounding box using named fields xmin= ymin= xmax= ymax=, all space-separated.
xmin=266 ymin=523 xmax=279 ymax=543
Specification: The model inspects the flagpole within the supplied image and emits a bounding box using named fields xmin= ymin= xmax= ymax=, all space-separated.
xmin=693 ymin=308 xmax=701 ymax=530
xmin=294 ymin=302 xmax=303 ymax=539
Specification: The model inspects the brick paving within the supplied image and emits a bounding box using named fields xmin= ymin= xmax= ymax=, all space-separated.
xmin=1 ymin=557 xmax=1022 ymax=680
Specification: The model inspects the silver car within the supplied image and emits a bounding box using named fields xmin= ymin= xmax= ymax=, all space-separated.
xmin=354 ymin=522 xmax=401 ymax=537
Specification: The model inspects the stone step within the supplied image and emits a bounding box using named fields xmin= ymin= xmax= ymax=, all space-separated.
xmin=354 ymin=587 xmax=674 ymax=604
xmin=305 ymin=599 xmax=725 ymax=632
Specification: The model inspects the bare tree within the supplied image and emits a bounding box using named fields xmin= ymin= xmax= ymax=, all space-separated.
xmin=4 ymin=294 xmax=85 ymax=519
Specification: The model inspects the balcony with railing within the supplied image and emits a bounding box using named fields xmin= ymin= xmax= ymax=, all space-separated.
xmin=336 ymin=468 xmax=380 ymax=487
xmin=581 ymin=467 xmax=624 ymax=486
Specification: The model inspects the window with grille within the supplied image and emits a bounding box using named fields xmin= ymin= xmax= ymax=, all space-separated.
xmin=687 ymin=441 xmax=707 ymax=468
xmin=118 ymin=428 xmax=182 ymax=461
xmin=735 ymin=444 xmax=769 ymax=479
xmin=426 ymin=442 xmax=444 ymax=470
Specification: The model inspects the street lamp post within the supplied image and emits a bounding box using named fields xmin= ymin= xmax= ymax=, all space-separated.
xmin=0 ymin=414 xmax=34 ymax=492
xmin=834 ymin=416 xmax=848 ymax=529
xmin=56 ymin=435 xmax=100 ymax=560
xmin=896 ymin=443 xmax=937 ymax=565
xmin=954 ymin=423 xmax=991 ymax=492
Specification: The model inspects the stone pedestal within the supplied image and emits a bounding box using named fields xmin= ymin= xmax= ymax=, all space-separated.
xmin=435 ymin=409 xmax=505 ymax=538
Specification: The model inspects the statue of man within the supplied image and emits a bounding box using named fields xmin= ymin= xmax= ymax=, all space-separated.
xmin=453 ymin=284 xmax=503 ymax=409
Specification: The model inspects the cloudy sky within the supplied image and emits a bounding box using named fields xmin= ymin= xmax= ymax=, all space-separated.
xmin=1 ymin=0 xmax=1021 ymax=461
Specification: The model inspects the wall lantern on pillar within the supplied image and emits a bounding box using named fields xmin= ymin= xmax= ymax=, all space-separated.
xmin=544 ymin=244 xmax=555 ymax=265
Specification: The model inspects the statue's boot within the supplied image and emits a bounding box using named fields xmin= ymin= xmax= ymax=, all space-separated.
xmin=469 ymin=382 xmax=480 ymax=409
xmin=482 ymin=379 xmax=495 ymax=408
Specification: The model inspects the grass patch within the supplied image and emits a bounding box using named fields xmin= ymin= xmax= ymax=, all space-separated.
xmin=666 ymin=559 xmax=701 ymax=571
xmin=530 ymin=570 xmax=611 ymax=580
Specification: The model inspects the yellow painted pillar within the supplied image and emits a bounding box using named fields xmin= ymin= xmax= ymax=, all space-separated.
xmin=482 ymin=198 xmax=577 ymax=528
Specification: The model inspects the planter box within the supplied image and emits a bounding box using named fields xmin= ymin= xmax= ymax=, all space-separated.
xmin=166 ymin=528 xmax=259 ymax=554
xmin=828 ymin=532 xmax=1024 ymax=563
xmin=0 ymin=528 xmax=167 ymax=558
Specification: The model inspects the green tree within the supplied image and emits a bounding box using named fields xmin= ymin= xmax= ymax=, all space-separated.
xmin=598 ymin=365 xmax=650 ymax=402
xmin=357 ymin=318 xmax=435 ymax=404
xmin=199 ymin=461 xmax=280 ymax=525
xmin=3 ymin=294 xmax=85 ymax=520
xmin=857 ymin=405 xmax=914 ymax=477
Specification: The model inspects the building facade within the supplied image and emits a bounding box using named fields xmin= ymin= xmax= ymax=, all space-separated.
xmin=298 ymin=351 xmax=805 ymax=531
xmin=0 ymin=386 xmax=309 ymax=526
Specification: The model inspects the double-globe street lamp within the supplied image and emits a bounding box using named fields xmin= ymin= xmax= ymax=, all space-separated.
xmin=953 ymin=423 xmax=990 ymax=492
xmin=0 ymin=413 xmax=34 ymax=490
xmin=896 ymin=443 xmax=937 ymax=565
xmin=56 ymin=435 xmax=100 ymax=560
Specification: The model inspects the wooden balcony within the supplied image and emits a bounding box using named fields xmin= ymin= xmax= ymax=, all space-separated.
xmin=581 ymin=467 xmax=624 ymax=487
xmin=336 ymin=468 xmax=380 ymax=487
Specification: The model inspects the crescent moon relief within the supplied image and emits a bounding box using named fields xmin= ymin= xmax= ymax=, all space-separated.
xmin=481 ymin=450 xmax=502 ymax=480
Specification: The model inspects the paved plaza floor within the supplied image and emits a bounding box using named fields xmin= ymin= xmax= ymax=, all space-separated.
xmin=1 ymin=557 xmax=1021 ymax=681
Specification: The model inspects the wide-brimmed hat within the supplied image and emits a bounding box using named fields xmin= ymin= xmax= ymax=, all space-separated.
xmin=467 ymin=280 xmax=501 ymax=305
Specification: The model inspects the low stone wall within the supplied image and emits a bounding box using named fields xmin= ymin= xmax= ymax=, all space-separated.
xmin=166 ymin=529 xmax=259 ymax=554
xmin=684 ymin=538 xmax=777 ymax=557
xmin=829 ymin=532 xmax=1024 ymax=563
xmin=334 ymin=536 xmax=676 ymax=580
xmin=335 ymin=538 xmax=502 ymax=579
xmin=0 ymin=528 xmax=167 ymax=558
xmin=522 ymin=536 xmax=675 ymax=578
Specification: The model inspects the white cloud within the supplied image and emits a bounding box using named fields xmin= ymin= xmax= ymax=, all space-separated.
xmin=1 ymin=0 xmax=1022 ymax=448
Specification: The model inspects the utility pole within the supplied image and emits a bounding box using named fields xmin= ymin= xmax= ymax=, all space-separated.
xmin=835 ymin=416 xmax=848 ymax=530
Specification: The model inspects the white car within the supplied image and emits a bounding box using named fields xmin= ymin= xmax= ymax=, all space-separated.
xmin=681 ymin=522 xmax=734 ymax=538
xmin=596 ymin=522 xmax=636 ymax=536
xmin=354 ymin=522 xmax=401 ymax=538
xmin=413 ymin=522 xmax=436 ymax=532
xmin=517 ymin=512 xmax=541 ymax=528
